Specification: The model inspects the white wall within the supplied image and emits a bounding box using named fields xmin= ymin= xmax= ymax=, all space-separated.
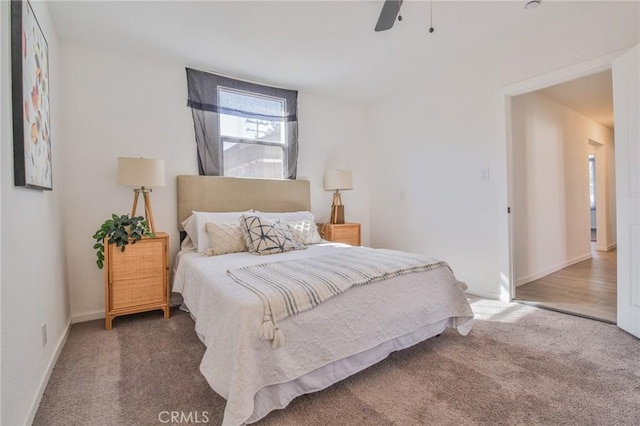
xmin=297 ymin=91 xmax=370 ymax=239
xmin=511 ymin=92 xmax=615 ymax=286
xmin=60 ymin=43 xmax=370 ymax=321
xmin=367 ymin=79 xmax=500 ymax=298
xmin=366 ymin=51 xmax=630 ymax=300
xmin=0 ymin=2 xmax=71 ymax=425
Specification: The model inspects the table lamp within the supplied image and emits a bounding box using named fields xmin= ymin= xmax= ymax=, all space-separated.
xmin=117 ymin=157 xmax=165 ymax=233
xmin=323 ymin=169 xmax=353 ymax=224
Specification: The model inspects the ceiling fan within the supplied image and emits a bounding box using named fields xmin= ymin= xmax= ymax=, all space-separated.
xmin=374 ymin=0 xmax=403 ymax=32
xmin=374 ymin=0 xmax=434 ymax=33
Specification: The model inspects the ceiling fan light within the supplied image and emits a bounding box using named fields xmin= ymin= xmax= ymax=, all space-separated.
xmin=525 ymin=0 xmax=541 ymax=9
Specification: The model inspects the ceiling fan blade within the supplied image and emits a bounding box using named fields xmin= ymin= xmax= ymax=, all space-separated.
xmin=375 ymin=0 xmax=403 ymax=32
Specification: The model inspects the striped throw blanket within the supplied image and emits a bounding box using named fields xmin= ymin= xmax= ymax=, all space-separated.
xmin=226 ymin=247 xmax=452 ymax=348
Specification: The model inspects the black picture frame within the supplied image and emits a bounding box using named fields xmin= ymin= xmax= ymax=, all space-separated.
xmin=11 ymin=0 xmax=53 ymax=190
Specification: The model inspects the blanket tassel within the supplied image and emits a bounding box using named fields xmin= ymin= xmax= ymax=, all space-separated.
xmin=272 ymin=325 xmax=284 ymax=349
xmin=260 ymin=316 xmax=275 ymax=340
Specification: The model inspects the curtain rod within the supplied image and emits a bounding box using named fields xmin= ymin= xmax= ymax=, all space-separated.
xmin=186 ymin=65 xmax=296 ymax=92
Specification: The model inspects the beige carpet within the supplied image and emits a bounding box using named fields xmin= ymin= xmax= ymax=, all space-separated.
xmin=34 ymin=298 xmax=640 ymax=425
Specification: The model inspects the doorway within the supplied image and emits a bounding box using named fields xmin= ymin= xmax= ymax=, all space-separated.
xmin=509 ymin=70 xmax=617 ymax=323
xmin=589 ymin=153 xmax=596 ymax=243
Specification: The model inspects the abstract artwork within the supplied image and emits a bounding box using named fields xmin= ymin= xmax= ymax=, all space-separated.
xmin=11 ymin=0 xmax=52 ymax=190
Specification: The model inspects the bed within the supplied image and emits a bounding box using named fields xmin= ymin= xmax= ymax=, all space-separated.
xmin=172 ymin=175 xmax=474 ymax=426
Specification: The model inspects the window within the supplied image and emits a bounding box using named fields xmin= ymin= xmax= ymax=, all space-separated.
xmin=218 ymin=88 xmax=287 ymax=179
xmin=186 ymin=68 xmax=298 ymax=179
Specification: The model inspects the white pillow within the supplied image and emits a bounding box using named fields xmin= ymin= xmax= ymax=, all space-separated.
xmin=256 ymin=211 xmax=317 ymax=225
xmin=287 ymin=220 xmax=323 ymax=245
xmin=204 ymin=222 xmax=246 ymax=256
xmin=180 ymin=235 xmax=196 ymax=251
xmin=188 ymin=211 xmax=253 ymax=253
xmin=181 ymin=215 xmax=198 ymax=251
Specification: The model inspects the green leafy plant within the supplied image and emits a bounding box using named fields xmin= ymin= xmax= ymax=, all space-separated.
xmin=92 ymin=214 xmax=153 ymax=269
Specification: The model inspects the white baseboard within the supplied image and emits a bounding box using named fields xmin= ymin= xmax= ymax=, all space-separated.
xmin=26 ymin=317 xmax=71 ymax=425
xmin=465 ymin=289 xmax=502 ymax=301
xmin=71 ymin=309 xmax=104 ymax=323
xmin=597 ymin=242 xmax=617 ymax=251
xmin=515 ymin=252 xmax=593 ymax=287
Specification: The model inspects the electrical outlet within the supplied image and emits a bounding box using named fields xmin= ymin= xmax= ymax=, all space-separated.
xmin=41 ymin=323 xmax=48 ymax=347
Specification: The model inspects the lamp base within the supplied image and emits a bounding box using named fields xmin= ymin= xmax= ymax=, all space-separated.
xmin=330 ymin=205 xmax=345 ymax=224
xmin=131 ymin=187 xmax=157 ymax=233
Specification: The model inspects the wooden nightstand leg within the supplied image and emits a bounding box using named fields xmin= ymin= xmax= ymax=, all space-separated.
xmin=163 ymin=306 xmax=170 ymax=319
xmin=105 ymin=315 xmax=113 ymax=331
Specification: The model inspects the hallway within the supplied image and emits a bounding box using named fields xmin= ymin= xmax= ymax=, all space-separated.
xmin=515 ymin=246 xmax=617 ymax=323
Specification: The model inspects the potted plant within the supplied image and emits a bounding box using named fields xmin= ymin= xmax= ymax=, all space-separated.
xmin=92 ymin=214 xmax=153 ymax=269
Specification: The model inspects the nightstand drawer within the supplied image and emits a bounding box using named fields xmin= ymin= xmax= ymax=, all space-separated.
xmin=111 ymin=277 xmax=165 ymax=310
xmin=332 ymin=228 xmax=360 ymax=245
xmin=109 ymin=242 xmax=164 ymax=281
xmin=318 ymin=223 xmax=361 ymax=246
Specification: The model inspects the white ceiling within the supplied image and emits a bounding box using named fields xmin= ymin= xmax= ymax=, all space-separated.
xmin=47 ymin=1 xmax=639 ymax=104
xmin=538 ymin=70 xmax=613 ymax=129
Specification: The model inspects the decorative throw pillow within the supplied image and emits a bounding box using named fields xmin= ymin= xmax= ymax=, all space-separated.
xmin=287 ymin=220 xmax=323 ymax=245
xmin=204 ymin=222 xmax=247 ymax=256
xmin=240 ymin=215 xmax=305 ymax=255
xmin=192 ymin=210 xmax=253 ymax=253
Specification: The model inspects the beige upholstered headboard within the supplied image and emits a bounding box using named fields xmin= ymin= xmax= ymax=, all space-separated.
xmin=176 ymin=175 xmax=311 ymax=230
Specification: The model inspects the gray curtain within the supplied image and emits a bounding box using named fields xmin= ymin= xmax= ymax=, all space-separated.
xmin=186 ymin=68 xmax=299 ymax=179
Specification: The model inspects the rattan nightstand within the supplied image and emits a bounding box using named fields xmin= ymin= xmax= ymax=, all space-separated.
xmin=104 ymin=233 xmax=170 ymax=329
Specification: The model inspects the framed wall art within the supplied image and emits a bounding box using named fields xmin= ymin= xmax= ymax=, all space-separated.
xmin=11 ymin=0 xmax=52 ymax=190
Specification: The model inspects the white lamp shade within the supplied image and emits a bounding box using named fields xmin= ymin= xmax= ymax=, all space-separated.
xmin=117 ymin=157 xmax=165 ymax=187
xmin=323 ymin=169 xmax=353 ymax=191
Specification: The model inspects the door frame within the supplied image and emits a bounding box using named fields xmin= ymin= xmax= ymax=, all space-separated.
xmin=496 ymin=48 xmax=628 ymax=302
xmin=588 ymin=138 xmax=614 ymax=252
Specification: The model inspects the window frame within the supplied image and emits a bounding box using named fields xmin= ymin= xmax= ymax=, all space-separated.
xmin=217 ymin=86 xmax=289 ymax=179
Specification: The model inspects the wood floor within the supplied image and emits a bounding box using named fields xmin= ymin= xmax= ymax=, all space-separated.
xmin=515 ymin=245 xmax=617 ymax=323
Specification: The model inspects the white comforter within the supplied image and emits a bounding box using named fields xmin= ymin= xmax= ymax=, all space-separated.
xmin=173 ymin=243 xmax=474 ymax=425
